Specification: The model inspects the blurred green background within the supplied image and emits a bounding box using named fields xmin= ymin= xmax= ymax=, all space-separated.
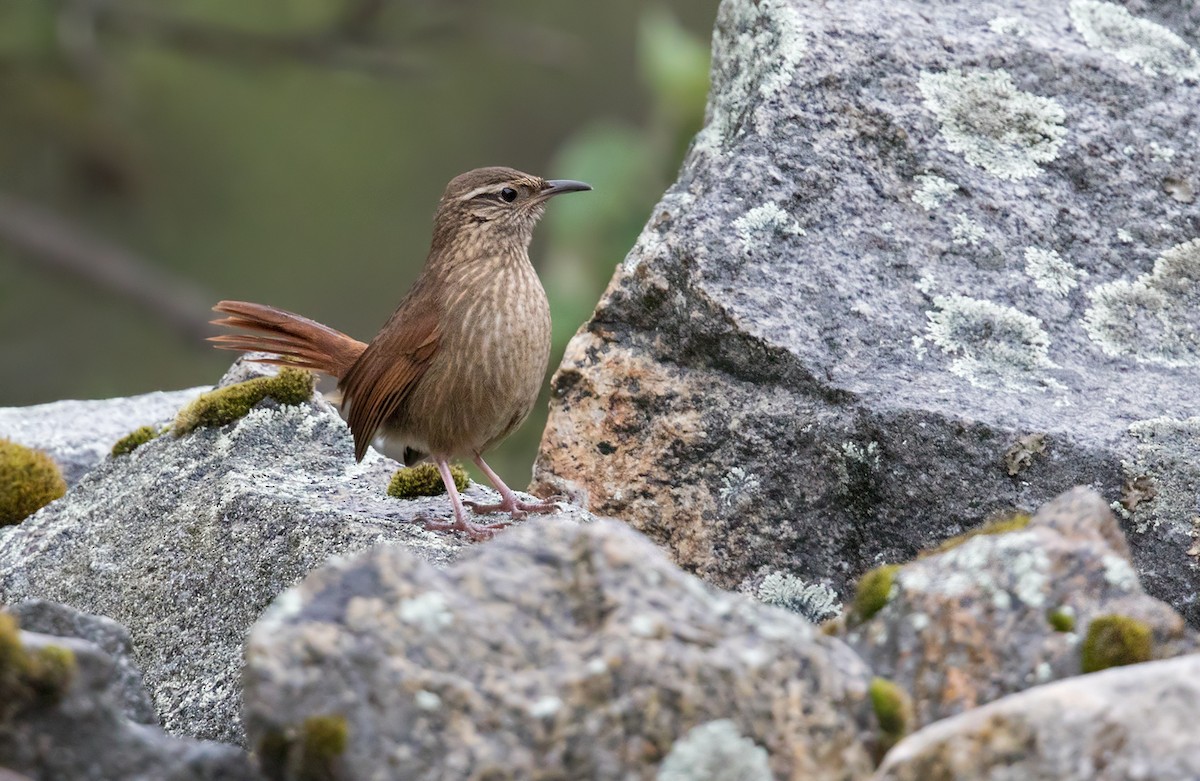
xmin=0 ymin=0 xmax=716 ymax=486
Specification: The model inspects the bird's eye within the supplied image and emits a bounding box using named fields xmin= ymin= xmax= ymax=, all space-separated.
xmin=499 ymin=187 xmax=518 ymax=203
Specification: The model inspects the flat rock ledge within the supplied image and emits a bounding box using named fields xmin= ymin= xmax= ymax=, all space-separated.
xmin=0 ymin=360 xmax=592 ymax=745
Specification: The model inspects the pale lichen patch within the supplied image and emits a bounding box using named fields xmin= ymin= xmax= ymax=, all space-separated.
xmin=732 ymin=203 xmax=805 ymax=254
xmin=755 ymin=571 xmax=841 ymax=623
xmin=1083 ymin=239 xmax=1200 ymax=367
xmin=1123 ymin=416 xmax=1200 ymax=535
xmin=1149 ymin=142 xmax=1176 ymax=163
xmin=926 ymin=295 xmax=1054 ymax=389
xmin=842 ymin=441 xmax=881 ymax=469
xmin=718 ymin=466 xmax=761 ymax=511
xmin=1101 ymin=553 xmax=1139 ymax=591
xmin=918 ymin=68 xmax=1067 ymax=180
xmin=657 ymin=719 xmax=772 ymax=781
xmin=398 ymin=591 xmax=453 ymax=633
xmin=1069 ymin=0 xmax=1200 ymax=81
xmin=988 ymin=16 xmax=1029 ymax=36
xmin=697 ymin=0 xmax=807 ymax=154
xmin=529 ymin=696 xmax=563 ymax=719
xmin=919 ymin=532 xmax=1050 ymax=609
xmin=1024 ymin=247 xmax=1086 ymax=297
xmin=951 ymin=214 xmax=987 ymax=246
xmin=912 ymin=175 xmax=959 ymax=210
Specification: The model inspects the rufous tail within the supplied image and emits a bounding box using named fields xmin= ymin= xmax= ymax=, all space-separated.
xmin=208 ymin=300 xmax=367 ymax=380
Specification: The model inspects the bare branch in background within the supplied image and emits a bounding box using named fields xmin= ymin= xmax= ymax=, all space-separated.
xmin=0 ymin=192 xmax=216 ymax=342
xmin=93 ymin=2 xmax=426 ymax=79
xmin=0 ymin=0 xmax=580 ymax=345
xmin=333 ymin=0 xmax=389 ymax=40
xmin=53 ymin=0 xmax=575 ymax=80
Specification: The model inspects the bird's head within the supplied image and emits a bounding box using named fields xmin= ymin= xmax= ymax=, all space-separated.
xmin=432 ymin=166 xmax=591 ymax=250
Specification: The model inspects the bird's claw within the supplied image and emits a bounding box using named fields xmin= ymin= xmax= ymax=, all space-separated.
xmin=464 ymin=497 xmax=562 ymax=520
xmin=422 ymin=515 xmax=509 ymax=541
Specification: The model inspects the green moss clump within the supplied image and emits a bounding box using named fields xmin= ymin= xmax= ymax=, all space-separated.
xmin=850 ymin=564 xmax=900 ymax=624
xmin=26 ymin=645 xmax=76 ymax=700
xmin=254 ymin=715 xmax=348 ymax=781
xmin=868 ymin=677 xmax=912 ymax=755
xmin=1047 ymin=606 xmax=1076 ymax=633
xmin=0 ymin=438 xmax=67 ymax=526
xmin=175 ymin=368 xmax=314 ymax=435
xmin=299 ymin=714 xmax=348 ymax=781
xmin=0 ymin=612 xmax=77 ymax=716
xmin=302 ymin=714 xmax=348 ymax=760
xmin=388 ymin=463 xmax=468 ymax=499
xmin=0 ymin=612 xmax=22 ymax=672
xmin=112 ymin=426 xmax=160 ymax=457
xmin=927 ymin=510 xmax=1032 ymax=556
xmin=255 ymin=729 xmax=291 ymax=779
xmin=1081 ymin=614 xmax=1152 ymax=673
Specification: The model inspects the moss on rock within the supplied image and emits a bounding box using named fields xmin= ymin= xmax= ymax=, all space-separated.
xmin=299 ymin=714 xmax=348 ymax=781
xmin=0 ymin=438 xmax=67 ymax=526
xmin=388 ymin=463 xmax=468 ymax=499
xmin=26 ymin=644 xmax=76 ymax=700
xmin=850 ymin=564 xmax=900 ymax=624
xmin=1047 ymin=606 xmax=1076 ymax=633
xmin=0 ymin=612 xmax=77 ymax=716
xmin=868 ymin=677 xmax=912 ymax=755
xmin=111 ymin=426 xmax=161 ymax=457
xmin=301 ymin=715 xmax=348 ymax=761
xmin=253 ymin=715 xmax=348 ymax=781
xmin=1081 ymin=614 xmax=1153 ymax=673
xmin=175 ymin=368 xmax=314 ymax=435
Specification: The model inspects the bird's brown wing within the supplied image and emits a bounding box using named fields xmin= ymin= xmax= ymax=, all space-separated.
xmin=339 ymin=295 xmax=441 ymax=462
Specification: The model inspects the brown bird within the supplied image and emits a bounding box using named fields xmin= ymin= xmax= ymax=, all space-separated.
xmin=209 ymin=166 xmax=591 ymax=539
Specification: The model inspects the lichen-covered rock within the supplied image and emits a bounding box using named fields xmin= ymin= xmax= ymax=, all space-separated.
xmin=872 ymin=654 xmax=1200 ymax=781
xmin=0 ymin=387 xmax=208 ymax=486
xmin=0 ymin=613 xmax=261 ymax=781
xmin=533 ymin=0 xmax=1200 ymax=627
xmin=242 ymin=518 xmax=879 ymax=781
xmin=0 ymin=360 xmax=592 ymax=744
xmin=5 ymin=599 xmax=156 ymax=724
xmin=835 ymin=488 xmax=1199 ymax=728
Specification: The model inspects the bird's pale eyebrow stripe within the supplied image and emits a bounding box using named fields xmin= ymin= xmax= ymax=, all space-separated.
xmin=456 ymin=184 xmax=502 ymax=201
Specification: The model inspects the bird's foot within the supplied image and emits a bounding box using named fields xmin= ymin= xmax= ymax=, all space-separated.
xmin=464 ymin=495 xmax=562 ymax=521
xmin=422 ymin=514 xmax=509 ymax=542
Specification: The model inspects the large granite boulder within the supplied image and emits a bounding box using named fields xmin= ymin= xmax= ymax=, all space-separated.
xmin=0 ymin=609 xmax=261 ymax=781
xmin=0 ymin=387 xmax=208 ymax=486
xmin=0 ymin=361 xmax=590 ymax=744
xmin=872 ymin=654 xmax=1200 ymax=781
xmin=836 ymin=487 xmax=1199 ymax=728
xmin=242 ymin=517 xmax=880 ymax=781
xmin=533 ymin=0 xmax=1200 ymax=626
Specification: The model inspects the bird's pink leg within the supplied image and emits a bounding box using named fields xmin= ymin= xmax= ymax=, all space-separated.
xmin=422 ymin=457 xmax=508 ymax=540
xmin=464 ymin=453 xmax=561 ymax=519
